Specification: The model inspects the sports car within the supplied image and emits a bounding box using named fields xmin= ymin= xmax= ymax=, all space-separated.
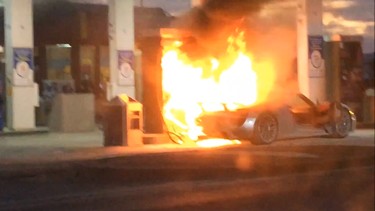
xmin=197 ymin=94 xmax=356 ymax=145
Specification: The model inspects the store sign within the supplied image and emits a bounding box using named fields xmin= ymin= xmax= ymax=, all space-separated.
xmin=118 ymin=50 xmax=135 ymax=86
xmin=308 ymin=36 xmax=325 ymax=78
xmin=13 ymin=48 xmax=34 ymax=86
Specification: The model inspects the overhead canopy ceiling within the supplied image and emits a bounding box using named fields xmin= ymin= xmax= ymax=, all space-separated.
xmin=0 ymin=0 xmax=108 ymax=7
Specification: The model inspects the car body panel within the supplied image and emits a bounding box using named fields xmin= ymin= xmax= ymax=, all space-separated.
xmin=198 ymin=94 xmax=356 ymax=143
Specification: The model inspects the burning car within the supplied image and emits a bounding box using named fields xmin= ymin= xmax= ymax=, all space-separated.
xmin=196 ymin=93 xmax=356 ymax=145
xmin=160 ymin=27 xmax=355 ymax=146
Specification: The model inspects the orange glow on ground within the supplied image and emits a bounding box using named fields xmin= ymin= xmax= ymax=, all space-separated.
xmin=161 ymin=29 xmax=275 ymax=145
xmin=196 ymin=139 xmax=241 ymax=148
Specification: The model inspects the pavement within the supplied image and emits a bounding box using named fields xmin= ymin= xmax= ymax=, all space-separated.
xmin=0 ymin=125 xmax=374 ymax=170
xmin=0 ymin=128 xmax=206 ymax=169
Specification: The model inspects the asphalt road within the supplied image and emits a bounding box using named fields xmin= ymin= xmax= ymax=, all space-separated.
xmin=0 ymin=131 xmax=374 ymax=211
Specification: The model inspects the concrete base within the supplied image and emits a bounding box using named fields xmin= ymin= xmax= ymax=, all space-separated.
xmin=143 ymin=133 xmax=173 ymax=144
xmin=49 ymin=94 xmax=95 ymax=132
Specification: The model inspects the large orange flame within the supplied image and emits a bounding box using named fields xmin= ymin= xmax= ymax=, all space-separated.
xmin=161 ymin=29 xmax=275 ymax=147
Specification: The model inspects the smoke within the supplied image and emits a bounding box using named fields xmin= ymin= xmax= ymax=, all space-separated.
xmin=201 ymin=0 xmax=273 ymax=20
xmin=175 ymin=0 xmax=272 ymax=27
xmin=171 ymin=0 xmax=273 ymax=56
xmin=244 ymin=6 xmax=299 ymax=105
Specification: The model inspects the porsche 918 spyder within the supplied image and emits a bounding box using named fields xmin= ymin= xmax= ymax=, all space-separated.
xmin=197 ymin=94 xmax=356 ymax=145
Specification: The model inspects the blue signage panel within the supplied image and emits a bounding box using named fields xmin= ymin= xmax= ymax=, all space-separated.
xmin=308 ymin=36 xmax=325 ymax=78
xmin=13 ymin=48 xmax=34 ymax=73
xmin=118 ymin=50 xmax=135 ymax=85
xmin=13 ymin=48 xmax=34 ymax=86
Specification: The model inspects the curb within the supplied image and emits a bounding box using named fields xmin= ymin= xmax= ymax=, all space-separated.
xmin=0 ymin=127 xmax=49 ymax=136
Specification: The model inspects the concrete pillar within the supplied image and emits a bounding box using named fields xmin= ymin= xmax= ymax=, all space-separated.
xmin=4 ymin=0 xmax=39 ymax=130
xmin=107 ymin=0 xmax=136 ymax=100
xmin=297 ymin=0 xmax=326 ymax=103
xmin=324 ymin=35 xmax=342 ymax=102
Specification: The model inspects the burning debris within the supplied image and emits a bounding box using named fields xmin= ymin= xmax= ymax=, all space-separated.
xmin=161 ymin=0 xmax=298 ymax=147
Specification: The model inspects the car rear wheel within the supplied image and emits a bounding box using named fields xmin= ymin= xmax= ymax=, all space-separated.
xmin=251 ymin=112 xmax=278 ymax=145
xmin=325 ymin=104 xmax=352 ymax=138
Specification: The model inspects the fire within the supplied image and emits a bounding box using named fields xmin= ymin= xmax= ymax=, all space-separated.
xmin=161 ymin=29 xmax=275 ymax=146
xmin=196 ymin=139 xmax=242 ymax=148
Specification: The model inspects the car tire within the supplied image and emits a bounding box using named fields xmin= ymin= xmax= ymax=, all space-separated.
xmin=251 ymin=112 xmax=279 ymax=145
xmin=325 ymin=103 xmax=352 ymax=138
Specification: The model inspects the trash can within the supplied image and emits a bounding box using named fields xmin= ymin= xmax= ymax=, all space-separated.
xmin=103 ymin=94 xmax=143 ymax=146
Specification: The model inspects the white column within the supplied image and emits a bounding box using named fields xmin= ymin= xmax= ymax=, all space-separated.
xmin=107 ymin=0 xmax=136 ymax=100
xmin=297 ymin=0 xmax=326 ymax=103
xmin=4 ymin=0 xmax=39 ymax=130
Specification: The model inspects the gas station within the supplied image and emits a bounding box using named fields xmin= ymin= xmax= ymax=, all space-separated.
xmin=0 ymin=2 xmax=374 ymax=210
xmin=0 ymin=0 xmax=372 ymax=145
